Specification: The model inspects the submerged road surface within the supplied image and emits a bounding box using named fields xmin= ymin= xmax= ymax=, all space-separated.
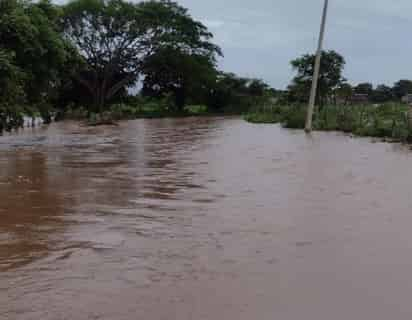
xmin=2 ymin=117 xmax=412 ymax=319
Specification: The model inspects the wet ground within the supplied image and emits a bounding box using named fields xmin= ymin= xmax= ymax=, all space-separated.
xmin=2 ymin=117 xmax=412 ymax=319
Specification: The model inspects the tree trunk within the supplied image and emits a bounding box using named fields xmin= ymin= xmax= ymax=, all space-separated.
xmin=91 ymin=86 xmax=106 ymax=114
xmin=92 ymin=89 xmax=101 ymax=113
xmin=174 ymin=86 xmax=186 ymax=112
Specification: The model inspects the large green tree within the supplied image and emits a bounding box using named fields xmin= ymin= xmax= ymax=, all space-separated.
xmin=0 ymin=50 xmax=25 ymax=131
xmin=0 ymin=0 xmax=69 ymax=102
xmin=0 ymin=0 xmax=69 ymax=129
xmin=206 ymin=72 xmax=271 ymax=113
xmin=62 ymin=0 xmax=221 ymax=111
xmin=62 ymin=0 xmax=146 ymax=111
xmin=289 ymin=50 xmax=346 ymax=106
xmin=142 ymin=49 xmax=218 ymax=110
xmin=139 ymin=1 xmax=221 ymax=111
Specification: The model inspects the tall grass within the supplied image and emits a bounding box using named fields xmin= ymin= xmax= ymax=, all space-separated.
xmin=63 ymin=99 xmax=212 ymax=124
xmin=244 ymin=104 xmax=289 ymax=124
xmin=245 ymin=103 xmax=412 ymax=142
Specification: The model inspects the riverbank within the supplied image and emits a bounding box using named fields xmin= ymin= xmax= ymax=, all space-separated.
xmin=62 ymin=103 xmax=240 ymax=126
xmin=245 ymin=103 xmax=412 ymax=143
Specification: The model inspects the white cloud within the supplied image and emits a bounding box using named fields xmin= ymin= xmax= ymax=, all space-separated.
xmin=202 ymin=19 xmax=225 ymax=29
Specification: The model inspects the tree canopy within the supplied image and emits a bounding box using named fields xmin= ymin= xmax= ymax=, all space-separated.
xmin=0 ymin=0 xmax=70 ymax=127
xmin=288 ymin=50 xmax=346 ymax=106
xmin=0 ymin=0 xmax=274 ymax=132
xmin=142 ymin=48 xmax=218 ymax=110
xmin=61 ymin=0 xmax=221 ymax=111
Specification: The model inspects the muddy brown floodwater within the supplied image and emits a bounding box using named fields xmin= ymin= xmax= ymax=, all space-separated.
xmin=2 ymin=117 xmax=412 ymax=319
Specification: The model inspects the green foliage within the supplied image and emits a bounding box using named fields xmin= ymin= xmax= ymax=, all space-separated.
xmin=282 ymin=105 xmax=307 ymax=129
xmin=76 ymin=100 xmax=210 ymax=122
xmin=0 ymin=0 xmax=69 ymax=102
xmin=184 ymin=105 xmax=209 ymax=114
xmin=0 ymin=50 xmax=25 ymax=104
xmin=207 ymin=72 xmax=274 ymax=114
xmin=5 ymin=0 xmax=412 ymax=136
xmin=108 ymin=101 xmax=170 ymax=119
xmin=61 ymin=0 xmax=151 ymax=110
xmin=289 ymin=50 xmax=346 ymax=106
xmin=139 ymin=0 xmax=222 ymax=111
xmin=244 ymin=111 xmax=282 ymax=124
xmin=62 ymin=0 xmax=221 ymax=111
xmin=244 ymin=103 xmax=285 ymax=124
xmin=142 ymin=48 xmax=219 ymax=111
xmin=0 ymin=0 xmax=72 ymax=132
xmin=0 ymin=0 xmax=228 ymax=131
xmin=245 ymin=103 xmax=412 ymax=142
xmin=0 ymin=0 xmax=275 ymax=131
xmin=63 ymin=105 xmax=88 ymax=120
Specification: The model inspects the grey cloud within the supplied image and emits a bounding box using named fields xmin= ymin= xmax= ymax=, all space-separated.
xmin=55 ymin=0 xmax=412 ymax=88
xmin=179 ymin=0 xmax=412 ymax=88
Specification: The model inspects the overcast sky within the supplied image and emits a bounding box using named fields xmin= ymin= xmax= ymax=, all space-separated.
xmin=177 ymin=0 xmax=412 ymax=89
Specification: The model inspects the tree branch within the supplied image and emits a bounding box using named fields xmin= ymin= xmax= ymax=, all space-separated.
xmin=106 ymin=74 xmax=136 ymax=100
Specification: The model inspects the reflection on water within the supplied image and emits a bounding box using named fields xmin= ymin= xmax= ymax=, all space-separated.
xmin=2 ymin=118 xmax=412 ymax=319
xmin=0 ymin=151 xmax=66 ymax=270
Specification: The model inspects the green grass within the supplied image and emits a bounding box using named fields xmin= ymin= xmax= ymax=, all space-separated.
xmin=184 ymin=104 xmax=209 ymax=114
xmin=108 ymin=103 xmax=211 ymax=119
xmin=244 ymin=103 xmax=412 ymax=143
xmin=244 ymin=105 xmax=288 ymax=124
xmin=244 ymin=112 xmax=282 ymax=124
xmin=63 ymin=102 xmax=216 ymax=125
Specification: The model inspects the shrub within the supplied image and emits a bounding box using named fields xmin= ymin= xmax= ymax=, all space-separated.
xmin=282 ymin=105 xmax=306 ymax=129
xmin=244 ymin=102 xmax=412 ymax=143
xmin=185 ymin=105 xmax=208 ymax=114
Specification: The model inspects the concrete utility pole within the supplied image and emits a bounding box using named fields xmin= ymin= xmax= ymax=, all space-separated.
xmin=305 ymin=0 xmax=329 ymax=132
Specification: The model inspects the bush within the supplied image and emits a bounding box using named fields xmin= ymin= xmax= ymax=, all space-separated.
xmin=244 ymin=103 xmax=285 ymax=124
xmin=185 ymin=105 xmax=208 ymax=114
xmin=109 ymin=103 xmax=138 ymax=119
xmin=244 ymin=102 xmax=412 ymax=143
xmin=244 ymin=112 xmax=281 ymax=124
xmin=64 ymin=105 xmax=88 ymax=120
xmin=282 ymin=105 xmax=306 ymax=129
xmin=0 ymin=104 xmax=25 ymax=133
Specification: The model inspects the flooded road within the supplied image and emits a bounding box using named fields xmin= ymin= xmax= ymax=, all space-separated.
xmin=2 ymin=117 xmax=412 ymax=319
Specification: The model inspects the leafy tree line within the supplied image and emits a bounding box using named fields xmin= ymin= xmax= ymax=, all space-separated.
xmin=0 ymin=0 xmax=275 ymax=132
xmin=246 ymin=50 xmax=412 ymax=143
xmin=285 ymin=50 xmax=412 ymax=106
